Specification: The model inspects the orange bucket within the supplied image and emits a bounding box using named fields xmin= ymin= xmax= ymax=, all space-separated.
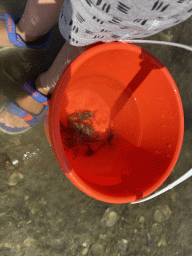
xmin=44 ymin=42 xmax=184 ymax=204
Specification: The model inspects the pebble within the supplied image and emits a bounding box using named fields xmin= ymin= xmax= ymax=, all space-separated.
xmin=8 ymin=173 xmax=24 ymax=186
xmin=117 ymin=239 xmax=128 ymax=252
xmin=82 ymin=247 xmax=89 ymax=255
xmin=162 ymin=205 xmax=172 ymax=219
xmin=39 ymin=197 xmax=47 ymax=205
xmin=142 ymin=245 xmax=151 ymax=253
xmin=139 ymin=216 xmax=145 ymax=223
xmin=31 ymin=208 xmax=37 ymax=214
xmin=154 ymin=210 xmax=164 ymax=223
xmin=101 ymin=208 xmax=118 ymax=227
xmin=4 ymin=242 xmax=12 ymax=248
xmin=158 ymin=234 xmax=167 ymax=247
xmin=89 ymin=243 xmax=103 ymax=256
xmin=16 ymin=244 xmax=20 ymax=250
xmin=160 ymin=31 xmax=173 ymax=42
xmin=139 ymin=216 xmax=145 ymax=228
xmin=0 ymin=213 xmax=6 ymax=217
xmin=154 ymin=205 xmax=172 ymax=222
xmin=24 ymin=195 xmax=29 ymax=201
xmin=151 ymin=223 xmax=162 ymax=236
xmin=99 ymin=234 xmax=107 ymax=240
xmin=23 ymin=237 xmax=35 ymax=247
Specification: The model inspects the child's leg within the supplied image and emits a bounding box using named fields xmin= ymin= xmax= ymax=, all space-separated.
xmin=0 ymin=40 xmax=88 ymax=128
xmin=1 ymin=0 xmax=65 ymax=47
xmin=35 ymin=41 xmax=88 ymax=95
xmin=16 ymin=0 xmax=65 ymax=42
xmin=0 ymin=0 xmax=94 ymax=129
xmin=0 ymin=0 xmax=74 ymax=128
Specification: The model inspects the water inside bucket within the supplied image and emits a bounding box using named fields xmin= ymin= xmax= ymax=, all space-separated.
xmin=58 ymin=79 xmax=170 ymax=190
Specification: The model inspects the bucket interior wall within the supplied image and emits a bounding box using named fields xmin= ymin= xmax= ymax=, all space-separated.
xmin=49 ymin=43 xmax=184 ymax=202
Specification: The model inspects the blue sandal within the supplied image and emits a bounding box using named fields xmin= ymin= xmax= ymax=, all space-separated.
xmin=0 ymin=10 xmax=51 ymax=49
xmin=0 ymin=71 xmax=52 ymax=135
xmin=0 ymin=10 xmax=53 ymax=134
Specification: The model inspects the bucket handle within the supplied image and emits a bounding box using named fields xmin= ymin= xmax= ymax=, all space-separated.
xmin=118 ymin=39 xmax=192 ymax=204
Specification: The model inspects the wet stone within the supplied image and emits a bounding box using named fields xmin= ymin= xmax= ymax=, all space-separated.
xmin=154 ymin=205 xmax=172 ymax=223
xmin=177 ymin=222 xmax=192 ymax=248
xmin=154 ymin=210 xmax=164 ymax=223
xmin=151 ymin=223 xmax=163 ymax=236
xmin=150 ymin=223 xmax=163 ymax=243
xmin=16 ymin=244 xmax=20 ymax=250
xmin=158 ymin=234 xmax=167 ymax=247
xmin=82 ymin=247 xmax=89 ymax=255
xmin=138 ymin=216 xmax=145 ymax=228
xmin=4 ymin=242 xmax=12 ymax=248
xmin=99 ymin=234 xmax=107 ymax=240
xmin=117 ymin=239 xmax=128 ymax=253
xmin=101 ymin=208 xmax=118 ymax=227
xmin=8 ymin=173 xmax=24 ymax=186
xmin=23 ymin=237 xmax=35 ymax=247
xmin=89 ymin=243 xmax=104 ymax=256
xmin=142 ymin=245 xmax=151 ymax=253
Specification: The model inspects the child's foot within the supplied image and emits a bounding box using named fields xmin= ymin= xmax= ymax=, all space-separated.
xmin=0 ymin=19 xmax=50 ymax=129
xmin=0 ymin=77 xmax=49 ymax=129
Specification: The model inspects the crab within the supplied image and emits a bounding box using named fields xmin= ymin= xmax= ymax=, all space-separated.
xmin=62 ymin=110 xmax=118 ymax=159
xmin=68 ymin=110 xmax=99 ymax=139
xmin=62 ymin=110 xmax=98 ymax=158
xmin=69 ymin=110 xmax=97 ymax=130
xmin=69 ymin=110 xmax=97 ymax=122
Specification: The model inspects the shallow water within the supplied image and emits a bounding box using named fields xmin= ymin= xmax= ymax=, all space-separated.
xmin=0 ymin=1 xmax=192 ymax=255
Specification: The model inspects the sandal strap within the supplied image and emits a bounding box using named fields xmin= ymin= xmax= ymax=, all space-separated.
xmin=2 ymin=79 xmax=51 ymax=126
xmin=3 ymin=10 xmax=51 ymax=49
xmin=4 ymin=10 xmax=27 ymax=48
xmin=4 ymin=101 xmax=49 ymax=126
xmin=22 ymin=80 xmax=51 ymax=105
